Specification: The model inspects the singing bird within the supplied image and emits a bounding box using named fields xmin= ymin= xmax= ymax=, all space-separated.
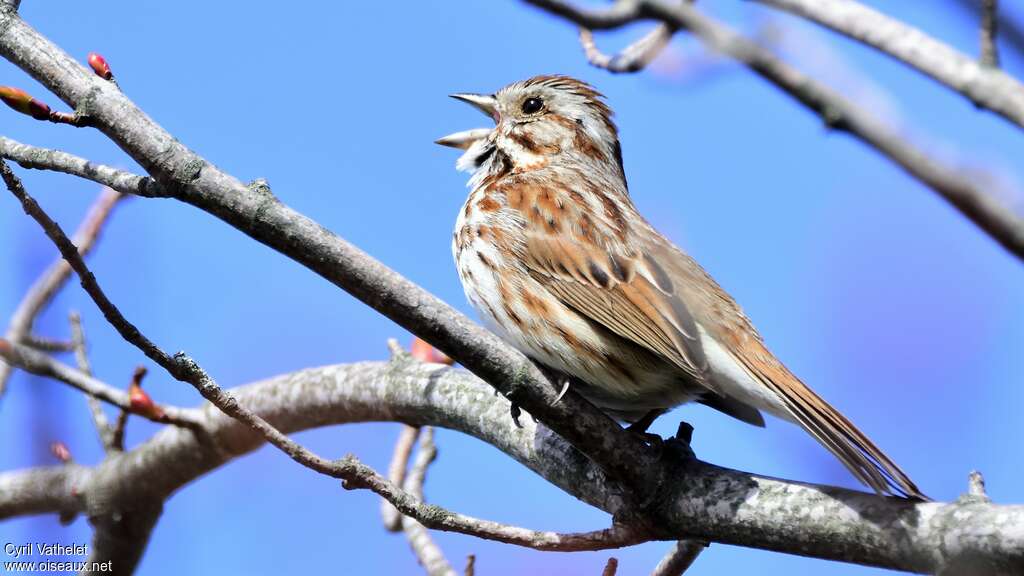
xmin=437 ymin=75 xmax=923 ymax=499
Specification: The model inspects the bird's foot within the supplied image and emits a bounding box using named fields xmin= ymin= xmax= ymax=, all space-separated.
xmin=665 ymin=421 xmax=696 ymax=461
xmin=509 ymin=401 xmax=523 ymax=428
xmin=624 ymin=409 xmax=668 ymax=454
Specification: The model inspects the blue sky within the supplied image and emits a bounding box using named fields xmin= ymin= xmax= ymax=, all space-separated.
xmin=2 ymin=1 xmax=1023 ymax=574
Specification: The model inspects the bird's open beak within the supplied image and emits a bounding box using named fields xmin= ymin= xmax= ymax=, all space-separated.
xmin=434 ymin=128 xmax=493 ymax=150
xmin=435 ymin=93 xmax=499 ymax=149
xmin=449 ymin=93 xmax=499 ymax=123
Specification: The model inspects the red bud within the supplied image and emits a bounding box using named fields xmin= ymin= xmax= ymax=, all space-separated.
xmin=0 ymin=86 xmax=51 ymax=120
xmin=49 ymin=441 xmax=72 ymax=463
xmin=410 ymin=337 xmax=454 ymax=365
xmin=87 ymin=52 xmax=113 ymax=80
xmin=128 ymin=365 xmax=165 ymax=420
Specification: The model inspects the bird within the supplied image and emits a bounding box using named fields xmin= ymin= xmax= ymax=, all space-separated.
xmin=436 ymin=74 xmax=924 ymax=499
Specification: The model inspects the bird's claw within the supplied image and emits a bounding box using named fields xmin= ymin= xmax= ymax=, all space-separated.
xmin=551 ymin=378 xmax=571 ymax=405
xmin=510 ymin=401 xmax=523 ymax=428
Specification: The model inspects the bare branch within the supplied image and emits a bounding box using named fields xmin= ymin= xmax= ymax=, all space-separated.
xmin=110 ymin=408 xmax=129 ymax=452
xmin=22 ymin=335 xmax=74 ymax=352
xmin=0 ymin=337 xmax=201 ymax=429
xmin=382 ymin=425 xmax=420 ymax=532
xmin=0 ymin=135 xmax=166 ymax=197
xmin=70 ymin=311 xmax=116 ymax=451
xmin=751 ymin=0 xmax=1023 ymax=127
xmin=401 ymin=427 xmax=458 ymax=576
xmin=650 ymin=540 xmax=706 ymax=576
xmin=1 ymin=359 xmax=1022 ymax=571
xmin=0 ymin=464 xmax=85 ymax=519
xmin=523 ymin=0 xmax=1024 ymax=261
xmin=602 ymin=557 xmax=619 ymax=575
xmin=0 ymin=186 xmax=122 ymax=397
xmin=954 ymin=0 xmax=1024 ymax=62
xmin=981 ymin=0 xmax=1001 ymax=67
xmin=579 ymin=25 xmax=674 ymax=73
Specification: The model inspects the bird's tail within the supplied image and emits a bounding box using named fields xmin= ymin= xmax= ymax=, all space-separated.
xmin=729 ymin=343 xmax=926 ymax=499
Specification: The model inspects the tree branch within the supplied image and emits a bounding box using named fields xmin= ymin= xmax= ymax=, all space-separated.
xmin=382 ymin=424 xmax=420 ymax=532
xmin=981 ymin=0 xmax=1001 ymax=67
xmin=400 ymin=427 xmax=458 ymax=576
xmin=0 ymin=337 xmax=199 ymax=428
xmin=0 ymin=186 xmax=122 ymax=398
xmin=650 ymin=540 xmax=706 ymax=575
xmin=751 ymin=0 xmax=1023 ymax=126
xmin=0 ymin=135 xmax=166 ymax=197
xmin=579 ymin=25 xmax=675 ymax=73
xmin=70 ymin=311 xmax=119 ymax=451
xmin=523 ymin=0 xmax=1024 ymax=261
xmin=2 ymin=359 xmax=1023 ymax=573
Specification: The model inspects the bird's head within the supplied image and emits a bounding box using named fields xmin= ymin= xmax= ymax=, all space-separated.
xmin=437 ymin=75 xmax=624 ymax=180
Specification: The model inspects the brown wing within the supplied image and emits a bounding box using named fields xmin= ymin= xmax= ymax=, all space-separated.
xmin=646 ymin=237 xmax=927 ymax=499
xmin=521 ymin=229 xmax=711 ymax=388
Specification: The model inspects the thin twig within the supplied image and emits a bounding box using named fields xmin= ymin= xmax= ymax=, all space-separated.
xmin=981 ymin=0 xmax=1001 ymax=67
xmin=579 ymin=25 xmax=675 ymax=73
xmin=0 ymin=337 xmax=200 ymax=428
xmin=110 ymin=409 xmax=129 ymax=452
xmin=0 ymin=186 xmax=123 ymax=398
xmin=22 ymin=335 xmax=74 ymax=352
xmin=650 ymin=540 xmax=707 ymax=575
xmin=70 ymin=311 xmax=116 ymax=451
xmin=401 ymin=427 xmax=458 ymax=576
xmin=602 ymin=557 xmax=619 ymax=576
xmin=524 ymin=0 xmax=1024 ymax=261
xmin=967 ymin=470 xmax=991 ymax=502
xmin=0 ymin=136 xmax=166 ymax=198
xmin=382 ymin=425 xmax=420 ymax=532
xmin=954 ymin=0 xmax=1024 ymax=62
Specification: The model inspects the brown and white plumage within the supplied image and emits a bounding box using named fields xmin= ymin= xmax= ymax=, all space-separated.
xmin=439 ymin=75 xmax=924 ymax=499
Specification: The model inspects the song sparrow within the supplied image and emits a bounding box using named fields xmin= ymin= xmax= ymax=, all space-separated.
xmin=437 ymin=75 xmax=923 ymax=499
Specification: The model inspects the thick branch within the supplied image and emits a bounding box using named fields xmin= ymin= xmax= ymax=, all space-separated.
xmin=523 ymin=0 xmax=1024 ymax=261
xmin=0 ymin=464 xmax=85 ymax=519
xmin=1 ymin=361 xmax=1020 ymax=573
xmin=751 ymin=0 xmax=1024 ymax=126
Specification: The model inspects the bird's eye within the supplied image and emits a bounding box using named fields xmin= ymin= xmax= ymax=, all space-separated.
xmin=521 ymin=97 xmax=544 ymax=114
